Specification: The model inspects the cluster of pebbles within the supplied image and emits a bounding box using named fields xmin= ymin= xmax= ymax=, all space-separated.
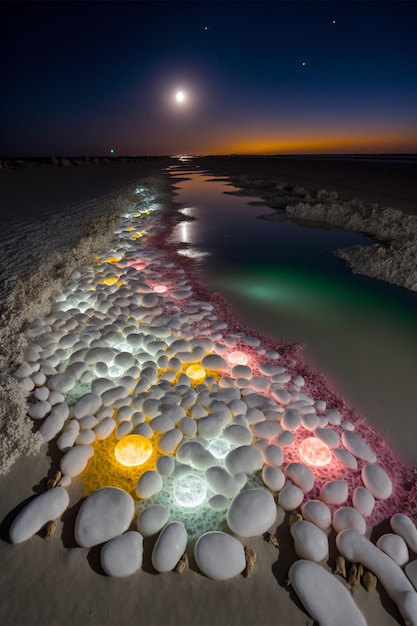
xmin=8 ymin=181 xmax=417 ymax=624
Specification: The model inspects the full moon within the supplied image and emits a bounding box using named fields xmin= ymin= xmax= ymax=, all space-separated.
xmin=175 ymin=90 xmax=186 ymax=103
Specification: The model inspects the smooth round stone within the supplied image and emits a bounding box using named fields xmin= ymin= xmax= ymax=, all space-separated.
xmin=263 ymin=444 xmax=283 ymax=467
xmin=208 ymin=495 xmax=229 ymax=511
xmin=262 ymin=466 xmax=285 ymax=492
xmin=271 ymin=387 xmax=291 ymax=405
xmin=60 ymin=444 xmax=94 ymax=477
xmin=284 ymin=463 xmax=314 ymax=493
xmin=341 ymin=430 xmax=377 ymax=463
xmin=9 ymin=488 xmax=69 ymax=544
xmin=57 ymin=427 xmax=78 ymax=451
xmin=178 ymin=416 xmax=197 ymax=438
xmin=197 ymin=415 xmax=223 ymax=440
xmin=75 ymin=487 xmax=134 ymax=548
xmin=377 ymin=533 xmax=409 ymax=566
xmin=190 ymin=447 xmax=217 ymax=471
xmin=206 ymin=466 xmax=240 ymax=499
xmin=361 ymin=464 xmax=392 ymax=500
xmin=391 ymin=514 xmax=417 ymax=553
xmin=84 ymin=347 xmax=114 ymax=364
xmin=223 ymin=424 xmax=252 ymax=446
xmin=291 ymin=520 xmax=329 ymax=561
xmin=227 ymin=488 xmax=276 ymax=537
xmin=134 ymin=422 xmax=154 ymax=438
xmin=28 ymin=401 xmax=51 ymax=420
xmin=73 ymin=393 xmax=102 ymax=419
xmin=101 ymin=385 xmax=129 ymax=406
xmin=326 ymin=408 xmax=342 ymax=426
xmin=405 ymin=561 xmax=417 ymax=590
xmin=231 ymin=365 xmax=252 ymax=379
xmin=115 ymin=421 xmax=133 ymax=440
xmin=278 ymin=483 xmax=304 ymax=511
xmin=158 ymin=428 xmax=183 ymax=454
xmin=156 ymin=455 xmax=175 ymax=477
xmin=301 ymin=413 xmax=319 ymax=430
xmin=201 ymin=354 xmax=229 ymax=372
xmin=137 ymin=505 xmax=170 ymax=537
xmin=101 ymin=531 xmax=143 ymax=577
xmin=39 ymin=412 xmax=66 ymax=442
xmin=194 ymin=531 xmax=246 ymax=580
xmin=245 ymin=407 xmax=265 ymax=425
xmin=151 ymin=522 xmax=188 ymax=573
xmin=94 ymin=417 xmax=117 ymax=440
xmin=333 ymin=507 xmax=366 ymax=535
xmin=333 ymin=448 xmax=358 ymax=470
xmin=352 ymin=487 xmax=375 ymax=517
xmin=289 ymin=560 xmax=367 ymax=626
xmin=149 ymin=415 xmax=175 ymax=434
xmin=136 ymin=471 xmax=163 ymax=499
xmin=301 ymin=500 xmax=331 ymax=530
xmin=314 ymin=427 xmax=340 ymax=448
xmin=282 ymin=409 xmax=301 ymax=431
xmin=251 ymin=420 xmax=282 ymax=440
xmin=224 ymin=445 xmax=263 ymax=477
xmin=47 ymin=373 xmax=76 ymax=393
xmin=320 ymin=481 xmax=348 ymax=505
xmin=277 ymin=430 xmax=295 ymax=447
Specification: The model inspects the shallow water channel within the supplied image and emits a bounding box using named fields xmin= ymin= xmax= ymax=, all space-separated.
xmin=168 ymin=162 xmax=417 ymax=466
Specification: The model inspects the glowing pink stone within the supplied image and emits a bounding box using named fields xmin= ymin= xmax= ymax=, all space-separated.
xmin=298 ymin=437 xmax=332 ymax=467
xmin=227 ymin=351 xmax=248 ymax=366
xmin=153 ymin=285 xmax=167 ymax=293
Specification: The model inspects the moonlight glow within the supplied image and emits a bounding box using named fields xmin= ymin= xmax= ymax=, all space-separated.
xmin=175 ymin=91 xmax=186 ymax=103
xmin=114 ymin=435 xmax=153 ymax=467
xmin=173 ymin=474 xmax=207 ymax=508
xmin=298 ymin=437 xmax=332 ymax=467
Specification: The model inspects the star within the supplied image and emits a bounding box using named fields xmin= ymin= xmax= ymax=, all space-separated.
xmin=302 ymin=61 xmax=306 ymax=66
xmin=204 ymin=26 xmax=208 ymax=31
xmin=332 ymin=20 xmax=336 ymax=24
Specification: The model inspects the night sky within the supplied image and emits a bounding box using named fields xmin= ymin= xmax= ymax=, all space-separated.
xmin=2 ymin=1 xmax=417 ymax=157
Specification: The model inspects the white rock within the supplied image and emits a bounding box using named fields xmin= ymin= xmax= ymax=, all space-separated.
xmin=190 ymin=448 xmax=217 ymax=471
xmin=57 ymin=427 xmax=78 ymax=451
xmin=136 ymin=471 xmax=163 ymax=499
xmin=60 ymin=445 xmax=93 ymax=477
xmin=337 ymin=529 xmax=417 ymax=626
xmin=320 ymin=481 xmax=348 ymax=505
xmin=151 ymin=522 xmax=188 ymax=572
xmin=251 ymin=420 xmax=282 ymax=440
xmin=75 ymin=487 xmax=134 ymax=548
xmin=314 ymin=427 xmax=340 ymax=448
xmin=39 ymin=412 xmax=66 ymax=442
xmin=197 ymin=415 xmax=223 ymax=440
xmin=282 ymin=409 xmax=301 ymax=431
xmin=47 ymin=373 xmax=76 ymax=393
xmin=9 ymin=488 xmax=69 ymax=544
xmin=289 ymin=560 xmax=367 ymax=626
xmin=291 ymin=520 xmax=329 ymax=561
xmin=178 ymin=416 xmax=197 ymax=438
xmin=352 ymin=487 xmax=375 ymax=517
xmin=223 ymin=424 xmax=253 ymax=446
xmin=149 ymin=415 xmax=175 ymax=434
xmin=224 ymin=445 xmax=263 ymax=477
xmin=158 ymin=428 xmax=183 ymax=455
xmin=101 ymin=385 xmax=129 ymax=406
xmin=332 ymin=448 xmax=358 ymax=470
xmin=301 ymin=413 xmax=319 ymax=430
xmin=333 ymin=507 xmax=366 ymax=535
xmin=301 ymin=500 xmax=331 ymax=530
xmin=137 ymin=505 xmax=170 ymax=537
xmin=201 ymin=354 xmax=229 ymax=372
xmin=278 ymin=483 xmax=304 ymax=511
xmin=101 ymin=531 xmax=143 ymax=577
xmin=208 ymin=495 xmax=229 ymax=511
xmin=263 ymin=444 xmax=283 ymax=467
xmin=325 ymin=408 xmax=341 ymax=425
xmin=205 ymin=466 xmax=240 ymax=499
xmin=284 ymin=463 xmax=314 ymax=493
xmin=156 ymin=455 xmax=175 ymax=477
xmin=94 ymin=417 xmax=117 ymax=440
xmin=361 ymin=464 xmax=392 ymax=500
xmin=73 ymin=392 xmax=102 ymax=419
xmin=262 ymin=466 xmax=285 ymax=492
xmin=277 ymin=430 xmax=294 ymax=447
xmin=341 ymin=430 xmax=376 ymax=463
xmin=28 ymin=401 xmax=51 ymax=420
xmin=406 ymin=561 xmax=417 ymax=591
xmin=76 ymin=429 xmax=96 ymax=445
xmin=227 ymin=488 xmax=276 ymax=537
xmin=270 ymin=387 xmax=291 ymax=405
xmin=391 ymin=514 xmax=417 ymax=553
xmin=194 ymin=531 xmax=246 ymax=580
xmin=377 ymin=533 xmax=409 ymax=566
xmin=115 ymin=421 xmax=133 ymax=439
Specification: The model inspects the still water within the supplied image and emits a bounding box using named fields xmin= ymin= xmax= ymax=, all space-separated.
xmin=168 ymin=162 xmax=417 ymax=465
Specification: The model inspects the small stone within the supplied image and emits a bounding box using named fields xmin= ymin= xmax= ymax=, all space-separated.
xmin=194 ymin=531 xmax=246 ymax=580
xmin=243 ymin=545 xmax=257 ymax=578
xmin=278 ymin=483 xmax=304 ymax=511
xmin=334 ymin=554 xmax=347 ymax=578
xmin=10 ymin=488 xmax=69 ymax=544
xmin=361 ymin=464 xmax=392 ymax=500
xmin=341 ymin=431 xmax=376 ymax=463
xmin=227 ymin=488 xmax=276 ymax=537
xmin=284 ymin=463 xmax=314 ymax=493
xmin=376 ymin=533 xmax=409 ymax=567
xmin=174 ymin=552 xmax=189 ymax=574
xmin=152 ymin=522 xmax=188 ymax=573
xmin=290 ymin=520 xmax=329 ymax=562
xmin=100 ymin=531 xmax=143 ymax=577
xmin=320 ymin=480 xmax=348 ymax=505
xmin=362 ymin=570 xmax=377 ymax=591
xmin=136 ymin=471 xmax=163 ymax=499
xmin=301 ymin=500 xmax=332 ymax=530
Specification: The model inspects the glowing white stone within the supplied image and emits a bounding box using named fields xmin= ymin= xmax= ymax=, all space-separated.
xmin=227 ymin=351 xmax=248 ymax=366
xmin=298 ymin=437 xmax=332 ymax=467
xmin=114 ymin=435 xmax=153 ymax=467
xmin=108 ymin=364 xmax=124 ymax=378
xmin=208 ymin=438 xmax=230 ymax=459
xmin=114 ymin=342 xmax=134 ymax=353
xmin=173 ymin=473 xmax=207 ymax=508
xmin=153 ymin=285 xmax=167 ymax=293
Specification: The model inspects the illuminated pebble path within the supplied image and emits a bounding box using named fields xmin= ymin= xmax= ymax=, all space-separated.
xmin=8 ymin=178 xmax=417 ymax=621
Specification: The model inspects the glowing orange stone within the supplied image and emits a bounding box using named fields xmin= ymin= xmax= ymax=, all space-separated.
xmin=227 ymin=351 xmax=248 ymax=366
xmin=186 ymin=364 xmax=206 ymax=380
xmin=114 ymin=435 xmax=153 ymax=467
xmin=298 ymin=437 xmax=332 ymax=467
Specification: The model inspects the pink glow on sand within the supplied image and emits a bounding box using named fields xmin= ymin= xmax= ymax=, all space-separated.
xmin=127 ymin=261 xmax=147 ymax=271
xmin=227 ymin=350 xmax=249 ymax=366
xmin=298 ymin=437 xmax=332 ymax=467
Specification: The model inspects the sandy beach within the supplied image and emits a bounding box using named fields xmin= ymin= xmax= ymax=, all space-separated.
xmin=1 ymin=156 xmax=417 ymax=626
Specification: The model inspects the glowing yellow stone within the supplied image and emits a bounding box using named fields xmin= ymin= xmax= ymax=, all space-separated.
xmin=103 ymin=276 xmax=119 ymax=285
xmin=186 ymin=364 xmax=206 ymax=380
xmin=227 ymin=351 xmax=249 ymax=366
xmin=105 ymin=256 xmax=121 ymax=263
xmin=298 ymin=437 xmax=332 ymax=467
xmin=115 ymin=435 xmax=153 ymax=467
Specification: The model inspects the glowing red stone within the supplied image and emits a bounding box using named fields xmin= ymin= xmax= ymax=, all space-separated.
xmin=298 ymin=437 xmax=332 ymax=467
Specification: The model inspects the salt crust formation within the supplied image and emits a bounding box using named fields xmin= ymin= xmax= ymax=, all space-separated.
xmin=5 ymin=174 xmax=417 ymax=625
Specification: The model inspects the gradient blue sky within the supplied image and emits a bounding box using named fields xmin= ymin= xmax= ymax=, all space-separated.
xmin=2 ymin=0 xmax=417 ymax=156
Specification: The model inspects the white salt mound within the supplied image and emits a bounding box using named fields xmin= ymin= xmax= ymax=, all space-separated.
xmin=336 ymin=529 xmax=417 ymax=626
xmin=289 ymin=559 xmax=367 ymax=626
xmin=100 ymin=531 xmax=143 ymax=577
xmin=75 ymin=487 xmax=134 ymax=548
xmin=9 ymin=487 xmax=69 ymax=544
xmin=194 ymin=531 xmax=246 ymax=580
